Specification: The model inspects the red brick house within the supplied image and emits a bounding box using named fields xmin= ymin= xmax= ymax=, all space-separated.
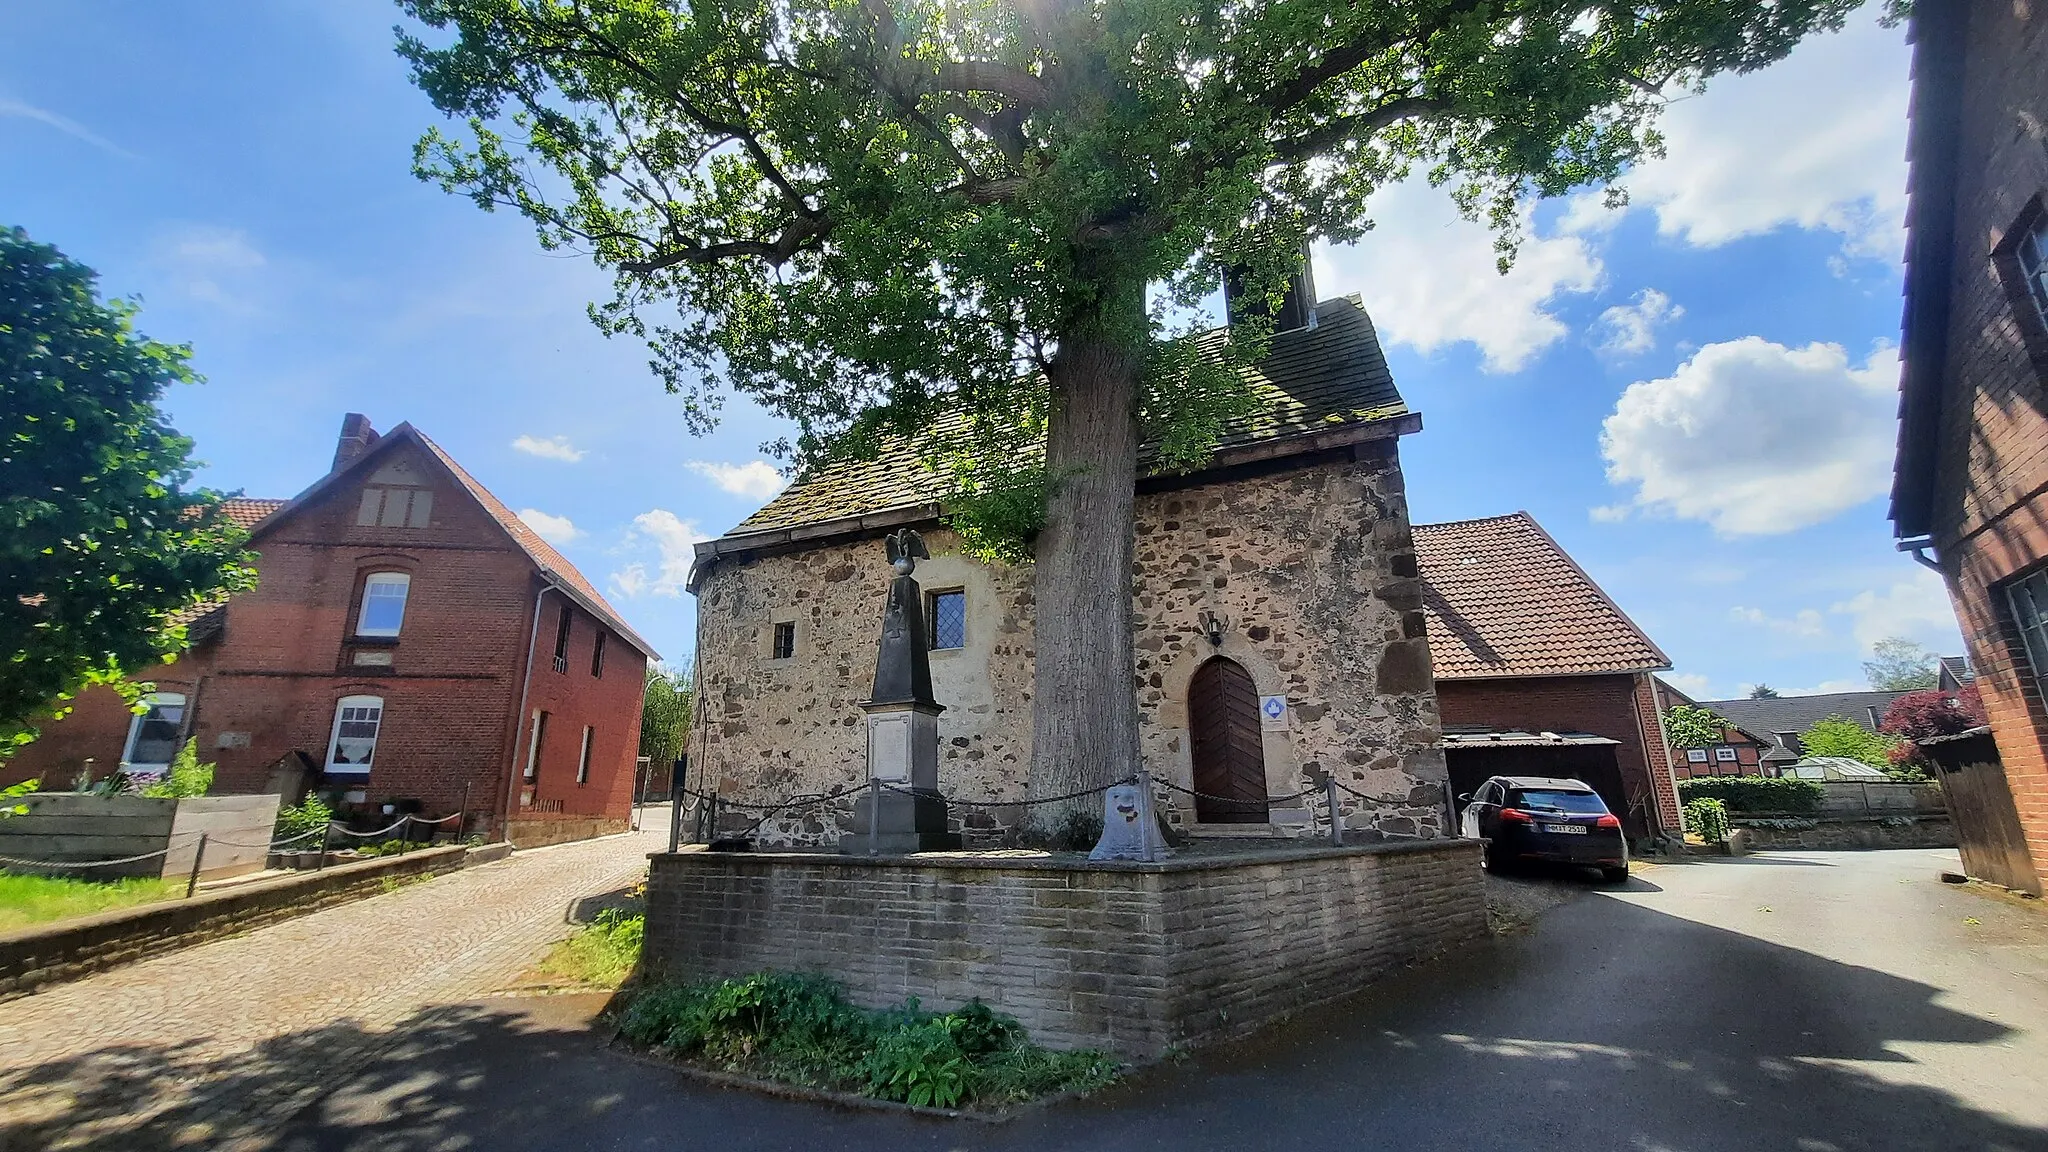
xmin=1416 ymin=511 xmax=1683 ymax=844
xmin=1889 ymin=0 xmax=2048 ymax=893
xmin=1650 ymin=678 xmax=1779 ymax=779
xmin=4 ymin=416 xmax=656 ymax=845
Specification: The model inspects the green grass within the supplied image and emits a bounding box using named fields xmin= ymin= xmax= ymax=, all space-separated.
xmin=0 ymin=872 xmax=182 ymax=932
xmin=536 ymin=907 xmax=645 ymax=987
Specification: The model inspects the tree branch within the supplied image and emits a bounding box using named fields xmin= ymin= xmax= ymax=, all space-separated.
xmin=617 ymin=215 xmax=832 ymax=274
xmin=1254 ymin=0 xmax=1483 ymax=113
xmin=1271 ymin=95 xmax=1449 ymax=162
xmin=934 ymin=61 xmax=1051 ymax=108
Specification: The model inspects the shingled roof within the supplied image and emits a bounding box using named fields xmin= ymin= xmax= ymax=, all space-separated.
xmin=723 ymin=294 xmax=1408 ymax=538
xmin=1415 ymin=511 xmax=1668 ymax=680
xmin=219 ymin=497 xmax=286 ymax=530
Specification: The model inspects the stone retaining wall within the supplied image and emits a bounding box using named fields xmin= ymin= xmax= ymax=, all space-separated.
xmin=1731 ymin=815 xmax=1958 ymax=851
xmin=643 ymin=839 xmax=1486 ymax=1058
xmin=0 ymin=844 xmax=484 ymax=1000
xmin=506 ymin=816 xmax=629 ymax=848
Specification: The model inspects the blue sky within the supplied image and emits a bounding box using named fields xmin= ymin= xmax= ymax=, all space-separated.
xmin=1 ymin=2 xmax=1950 ymax=698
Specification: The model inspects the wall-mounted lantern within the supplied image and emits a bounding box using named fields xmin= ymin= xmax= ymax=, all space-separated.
xmin=1198 ymin=609 xmax=1231 ymax=648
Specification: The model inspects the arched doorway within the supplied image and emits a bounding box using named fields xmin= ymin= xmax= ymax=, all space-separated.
xmin=1188 ymin=657 xmax=1269 ymax=823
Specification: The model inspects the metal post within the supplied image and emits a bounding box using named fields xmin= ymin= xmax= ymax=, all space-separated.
xmin=185 ymin=833 xmax=209 ymax=898
xmin=1327 ymin=777 xmax=1344 ymax=847
xmin=401 ymin=815 xmax=413 ymax=853
xmin=667 ymin=765 xmax=685 ymax=855
xmin=457 ymin=782 xmax=471 ymax=843
xmin=632 ymin=756 xmax=649 ymax=831
xmin=868 ymin=777 xmax=881 ymax=856
xmin=316 ymin=822 xmax=330 ymax=870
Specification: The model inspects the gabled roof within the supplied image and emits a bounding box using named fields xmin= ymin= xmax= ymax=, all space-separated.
xmin=1695 ymin=691 xmax=1908 ymax=738
xmin=220 ymin=497 xmax=287 ymax=530
xmin=258 ymin=423 xmax=658 ymax=661
xmin=721 ymin=295 xmax=1410 ymax=539
xmin=1414 ymin=511 xmax=1668 ymax=680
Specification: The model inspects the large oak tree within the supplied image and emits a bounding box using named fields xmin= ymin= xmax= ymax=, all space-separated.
xmin=400 ymin=0 xmax=1867 ymax=811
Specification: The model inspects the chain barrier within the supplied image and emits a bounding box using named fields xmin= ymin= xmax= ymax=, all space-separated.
xmin=1154 ymin=778 xmax=1319 ymax=807
xmin=875 ymin=775 xmax=1137 ymax=808
xmin=0 ymin=829 xmax=210 ymax=871
xmin=1328 ymin=778 xmax=1428 ymax=805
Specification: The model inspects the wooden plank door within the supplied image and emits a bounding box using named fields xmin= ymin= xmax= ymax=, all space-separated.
xmin=1188 ymin=658 xmax=1269 ymax=823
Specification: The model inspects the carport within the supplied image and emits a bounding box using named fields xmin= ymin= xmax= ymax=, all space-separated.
xmin=1442 ymin=728 xmax=1640 ymax=840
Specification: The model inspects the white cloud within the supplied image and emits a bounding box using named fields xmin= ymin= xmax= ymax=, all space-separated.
xmin=686 ymin=459 xmax=788 ymax=501
xmin=1599 ymin=10 xmax=1910 ymax=260
xmin=1588 ymin=504 xmax=1631 ymax=523
xmin=1594 ymin=289 xmax=1683 ymax=355
xmin=610 ymin=509 xmax=709 ymax=598
xmin=512 ymin=434 xmax=586 ymax=463
xmin=1318 ymin=177 xmax=1603 ymax=374
xmin=1662 ymin=672 xmax=1714 ymax=699
xmin=0 ymin=96 xmax=136 ymax=159
xmin=152 ymin=224 xmax=267 ymax=311
xmin=1828 ymin=568 xmax=1958 ymax=652
xmin=516 ymin=508 xmax=581 ymax=545
xmin=1772 ymin=679 xmax=1868 ymax=698
xmin=1600 ymin=337 xmax=1897 ymax=535
xmin=1728 ymin=605 xmax=1827 ymax=639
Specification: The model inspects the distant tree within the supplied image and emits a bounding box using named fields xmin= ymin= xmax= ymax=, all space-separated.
xmin=1748 ymin=684 xmax=1781 ymax=699
xmin=1863 ymin=636 xmax=1939 ymax=691
xmin=1878 ymin=685 xmax=1985 ymax=779
xmin=399 ymin=0 xmax=1869 ymax=820
xmin=0 ymin=226 xmax=257 ymax=759
xmin=1665 ymin=704 xmax=1727 ymax=749
xmin=639 ymin=659 xmax=696 ymax=768
xmin=1799 ymin=715 xmax=1904 ymax=772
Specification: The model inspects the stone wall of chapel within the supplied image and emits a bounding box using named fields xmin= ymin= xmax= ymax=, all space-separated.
xmin=689 ymin=442 xmax=1446 ymax=844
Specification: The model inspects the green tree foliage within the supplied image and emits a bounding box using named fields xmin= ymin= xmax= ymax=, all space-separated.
xmin=640 ymin=659 xmax=695 ymax=766
xmin=1799 ymin=715 xmax=1905 ymax=771
xmin=1863 ymin=636 xmax=1939 ymax=691
xmin=1664 ymin=703 xmax=1726 ymax=749
xmin=1682 ymin=796 xmax=1729 ymax=844
xmin=1 ymin=226 xmax=257 ymax=756
xmin=398 ymin=0 xmax=1867 ymax=801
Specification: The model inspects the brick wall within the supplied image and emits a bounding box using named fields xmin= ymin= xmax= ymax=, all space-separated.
xmin=642 ymin=840 xmax=1486 ymax=1058
xmin=1436 ymin=673 xmax=1681 ymax=837
xmin=1927 ymin=2 xmax=2048 ymax=892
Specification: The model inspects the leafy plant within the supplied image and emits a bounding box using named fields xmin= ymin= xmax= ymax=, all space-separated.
xmin=639 ymin=661 xmax=695 ymax=769
xmin=138 ymin=739 xmax=213 ymax=798
xmin=1677 ymin=776 xmax=1823 ymax=815
xmin=1880 ymin=687 xmax=1985 ymax=778
xmin=1665 ymin=704 xmax=1729 ymax=750
xmin=1683 ymin=797 xmax=1730 ymax=844
xmin=1800 ymin=716 xmax=1906 ymax=772
xmin=614 ymin=972 xmax=1117 ymax=1108
xmin=275 ymin=795 xmax=335 ymax=841
xmin=1864 ymin=637 xmax=1940 ymax=691
xmin=0 ymin=776 xmax=36 ymax=817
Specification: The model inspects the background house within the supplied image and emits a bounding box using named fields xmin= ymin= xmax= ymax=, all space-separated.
xmin=1414 ymin=511 xmax=1683 ymax=843
xmin=1651 ymin=677 xmax=1780 ymax=778
xmin=686 ymin=287 xmax=1452 ymax=844
xmin=4 ymin=416 xmax=656 ymax=846
xmin=1888 ymin=0 xmax=2046 ymax=894
xmin=1673 ymin=690 xmax=1909 ymax=780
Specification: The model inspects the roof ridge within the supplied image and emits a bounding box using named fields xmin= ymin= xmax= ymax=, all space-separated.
xmin=1412 ymin=510 xmax=1536 ymax=532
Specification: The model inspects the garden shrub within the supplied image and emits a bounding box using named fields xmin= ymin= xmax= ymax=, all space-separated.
xmin=274 ymin=795 xmax=335 ymax=841
xmin=1683 ymin=797 xmax=1730 ymax=844
xmin=614 ymin=971 xmax=1118 ymax=1108
xmin=1677 ymin=775 xmax=1823 ymax=815
xmin=139 ymin=739 xmax=214 ymax=798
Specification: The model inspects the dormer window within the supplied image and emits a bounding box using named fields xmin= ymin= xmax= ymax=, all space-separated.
xmin=356 ymin=573 xmax=411 ymax=637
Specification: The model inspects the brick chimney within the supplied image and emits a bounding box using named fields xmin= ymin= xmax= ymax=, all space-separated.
xmin=332 ymin=413 xmax=380 ymax=473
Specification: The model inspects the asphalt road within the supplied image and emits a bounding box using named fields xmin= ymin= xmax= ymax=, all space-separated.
xmin=272 ymin=849 xmax=2048 ymax=1152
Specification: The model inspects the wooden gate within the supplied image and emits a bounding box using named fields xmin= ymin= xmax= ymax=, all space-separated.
xmin=1188 ymin=657 xmax=1269 ymax=823
xmin=1924 ymin=729 xmax=2041 ymax=895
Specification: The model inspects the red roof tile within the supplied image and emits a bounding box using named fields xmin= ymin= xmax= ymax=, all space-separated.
xmin=219 ymin=497 xmax=287 ymax=530
xmin=1414 ymin=512 xmax=1667 ymax=680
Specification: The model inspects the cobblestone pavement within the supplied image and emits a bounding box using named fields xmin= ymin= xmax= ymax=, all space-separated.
xmin=0 ymin=829 xmax=657 ymax=1152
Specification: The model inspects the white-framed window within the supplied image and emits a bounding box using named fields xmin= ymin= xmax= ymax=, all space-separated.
xmin=122 ymin=693 xmax=187 ymax=771
xmin=577 ymin=725 xmax=595 ymax=784
xmin=526 ymin=709 xmax=549 ymax=781
xmin=2007 ymin=570 xmax=2048 ymax=696
xmin=1715 ymin=746 xmax=1738 ymax=763
xmin=355 ymin=572 xmax=411 ymax=637
xmin=1685 ymin=748 xmax=1709 ymax=764
xmin=325 ymin=695 xmax=383 ymax=775
xmin=2016 ymin=207 xmax=2048 ymax=336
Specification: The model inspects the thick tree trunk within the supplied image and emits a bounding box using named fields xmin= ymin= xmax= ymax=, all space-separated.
xmin=1028 ymin=288 xmax=1143 ymax=832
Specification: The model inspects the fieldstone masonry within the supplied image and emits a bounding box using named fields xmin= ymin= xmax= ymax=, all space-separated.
xmin=690 ymin=441 xmax=1446 ymax=844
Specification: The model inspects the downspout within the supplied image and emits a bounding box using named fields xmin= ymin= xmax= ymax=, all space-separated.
xmin=504 ymin=584 xmax=557 ymax=841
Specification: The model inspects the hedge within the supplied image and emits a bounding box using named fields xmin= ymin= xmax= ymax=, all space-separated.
xmin=1676 ymin=775 xmax=1823 ymax=815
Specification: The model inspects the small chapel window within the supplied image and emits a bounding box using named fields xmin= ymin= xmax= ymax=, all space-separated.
xmin=771 ymin=621 xmax=796 ymax=661
xmin=927 ymin=590 xmax=966 ymax=650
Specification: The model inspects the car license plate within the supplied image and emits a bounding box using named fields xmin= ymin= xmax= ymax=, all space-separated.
xmin=1542 ymin=824 xmax=1587 ymax=835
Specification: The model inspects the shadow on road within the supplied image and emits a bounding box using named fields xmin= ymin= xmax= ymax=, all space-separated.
xmin=5 ymin=897 xmax=2039 ymax=1152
